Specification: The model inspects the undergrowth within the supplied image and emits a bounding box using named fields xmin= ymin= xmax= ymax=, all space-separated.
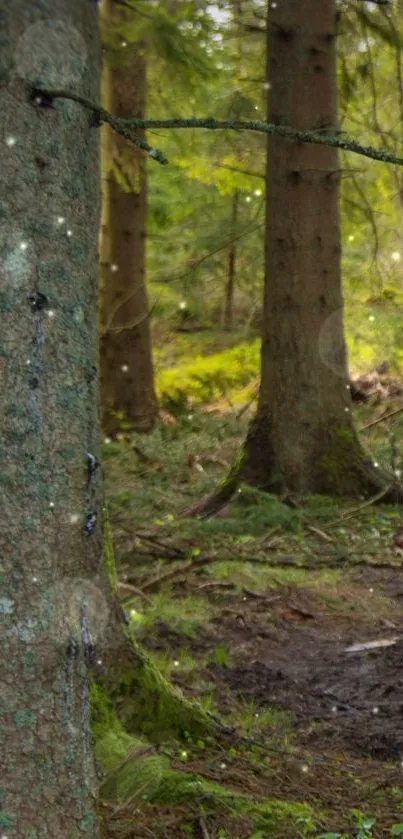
xmin=102 ymin=367 xmax=403 ymax=838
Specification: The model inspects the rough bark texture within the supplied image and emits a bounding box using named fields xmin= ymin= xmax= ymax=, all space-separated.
xmin=0 ymin=5 xmax=219 ymax=834
xmin=242 ymin=0 xmax=393 ymax=498
xmin=0 ymin=1 xmax=102 ymax=835
xmin=100 ymin=4 xmax=157 ymax=437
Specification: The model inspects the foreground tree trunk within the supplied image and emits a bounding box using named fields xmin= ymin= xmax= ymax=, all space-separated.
xmin=0 ymin=2 xmax=102 ymax=834
xmin=241 ymin=0 xmax=394 ymax=498
xmin=0 ymin=3 xmax=217 ymax=834
xmin=100 ymin=2 xmax=157 ymax=437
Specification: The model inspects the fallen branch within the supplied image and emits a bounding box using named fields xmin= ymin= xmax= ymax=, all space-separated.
xmin=325 ymin=484 xmax=393 ymax=527
xmin=125 ymin=548 xmax=401 ymax=594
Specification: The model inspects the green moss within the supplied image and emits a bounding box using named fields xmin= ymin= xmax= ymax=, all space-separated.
xmin=334 ymin=425 xmax=355 ymax=443
xmin=0 ymin=289 xmax=15 ymax=312
xmin=94 ymin=701 xmax=317 ymax=837
xmin=157 ymin=340 xmax=259 ymax=411
xmin=0 ymin=811 xmax=15 ymax=829
xmin=14 ymin=709 xmax=37 ymax=729
xmin=58 ymin=445 xmax=76 ymax=461
xmin=56 ymin=386 xmax=81 ymax=411
xmin=78 ymin=811 xmax=97 ymax=832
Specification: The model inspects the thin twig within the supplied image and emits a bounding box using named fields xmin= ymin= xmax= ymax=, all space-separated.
xmin=118 ymin=581 xmax=152 ymax=603
xmin=325 ymin=484 xmax=393 ymax=526
xmin=198 ymin=818 xmax=211 ymax=839
xmin=360 ymin=405 xmax=403 ymax=431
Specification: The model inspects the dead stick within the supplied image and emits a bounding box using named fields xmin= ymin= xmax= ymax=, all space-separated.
xmin=360 ymin=404 xmax=403 ymax=431
xmin=325 ymin=484 xmax=393 ymax=527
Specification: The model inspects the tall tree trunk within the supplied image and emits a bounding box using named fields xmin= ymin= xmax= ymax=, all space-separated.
xmin=224 ymin=191 xmax=239 ymax=330
xmin=0 ymin=1 xmax=102 ymax=834
xmin=188 ymin=0 xmax=403 ymax=520
xmin=0 ymin=2 xmax=218 ymax=833
xmin=241 ymin=0 xmax=393 ymax=498
xmin=100 ymin=6 xmax=157 ymax=437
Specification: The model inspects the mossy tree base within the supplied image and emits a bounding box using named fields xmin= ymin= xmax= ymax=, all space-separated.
xmin=186 ymin=413 xmax=403 ymax=519
xmin=94 ymin=712 xmax=317 ymax=839
xmin=242 ymin=411 xmax=403 ymax=502
xmin=94 ymin=595 xmax=232 ymax=746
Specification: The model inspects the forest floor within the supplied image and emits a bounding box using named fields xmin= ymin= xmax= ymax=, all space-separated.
xmin=103 ymin=380 xmax=403 ymax=839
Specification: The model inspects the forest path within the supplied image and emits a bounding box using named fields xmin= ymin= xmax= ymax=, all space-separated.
xmin=142 ymin=565 xmax=403 ymax=835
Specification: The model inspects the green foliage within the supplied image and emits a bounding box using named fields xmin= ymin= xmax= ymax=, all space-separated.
xmin=157 ymin=340 xmax=259 ymax=410
xmin=129 ymin=593 xmax=212 ymax=640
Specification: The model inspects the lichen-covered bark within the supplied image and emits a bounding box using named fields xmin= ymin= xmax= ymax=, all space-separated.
xmin=100 ymin=1 xmax=157 ymax=436
xmin=242 ymin=0 xmax=398 ymax=498
xmin=0 ymin=2 xmax=102 ymax=834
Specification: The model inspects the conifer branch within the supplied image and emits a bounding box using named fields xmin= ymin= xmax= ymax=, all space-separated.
xmin=32 ymin=86 xmax=403 ymax=169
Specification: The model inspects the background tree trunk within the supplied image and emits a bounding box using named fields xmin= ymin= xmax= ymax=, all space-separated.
xmin=242 ymin=0 xmax=389 ymax=498
xmin=0 ymin=1 xmax=102 ymax=834
xmin=101 ymin=5 xmax=157 ymax=437
xmin=224 ymin=191 xmax=239 ymax=330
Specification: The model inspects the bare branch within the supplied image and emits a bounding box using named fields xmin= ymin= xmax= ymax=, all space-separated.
xmin=32 ymin=86 xmax=403 ymax=169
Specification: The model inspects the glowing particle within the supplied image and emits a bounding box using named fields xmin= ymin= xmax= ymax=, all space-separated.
xmin=348 ymin=234 xmax=355 ymax=242
xmin=6 ymin=135 xmax=16 ymax=147
xmin=179 ymin=301 xmax=187 ymax=310
xmin=110 ymin=263 xmax=118 ymax=272
xmin=49 ymin=502 xmax=55 ymax=509
xmin=173 ymin=660 xmax=180 ymax=667
xmin=255 ymin=712 xmax=259 ymax=717
xmin=369 ymin=587 xmax=374 ymax=593
xmin=301 ymin=764 xmax=309 ymax=773
xmin=344 ymin=407 xmax=349 ymax=412
xmin=220 ymin=763 xmax=227 ymax=769
xmin=32 ymin=576 xmax=38 ymax=583
xmin=395 ymin=469 xmax=401 ymax=479
xmin=66 ymin=229 xmax=73 ymax=237
xmin=69 ymin=513 xmax=80 ymax=524
xmin=97 ymin=659 xmax=103 ymax=665
xmin=271 ymin=2 xmax=277 ymax=6
xmin=180 ymin=750 xmax=188 ymax=759
xmin=19 ymin=241 xmax=28 ymax=251
xmin=391 ymin=251 xmax=401 ymax=262
xmin=130 ymin=609 xmax=137 ymax=616
xmin=121 ymin=40 xmax=127 ymax=47
xmin=104 ymin=437 xmax=112 ymax=444
xmin=35 ymin=96 xmax=42 ymax=105
xmin=26 ymin=359 xmax=31 ymax=365
xmin=332 ymin=706 xmax=337 ymax=713
xmin=245 ymin=196 xmax=252 ymax=203
xmin=374 ymin=461 xmax=379 ymax=468
xmin=47 ymin=309 xmax=55 ymax=318
xmin=187 ymin=414 xmax=193 ymax=421
xmin=346 ymin=384 xmax=350 ymax=389
xmin=368 ymin=315 xmax=375 ymax=322
xmin=57 ymin=216 xmax=65 ymax=225
xmin=263 ymin=82 xmax=271 ymax=90
xmin=121 ymin=364 xmax=129 ymax=372
xmin=372 ymin=706 xmax=379 ymax=714
xmin=254 ymin=189 xmax=262 ymax=196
